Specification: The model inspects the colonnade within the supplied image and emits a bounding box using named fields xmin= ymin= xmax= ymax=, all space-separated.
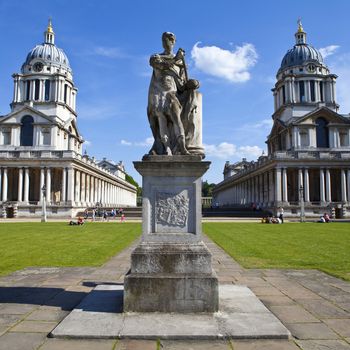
xmin=222 ymin=167 xmax=350 ymax=207
xmin=0 ymin=166 xmax=136 ymax=207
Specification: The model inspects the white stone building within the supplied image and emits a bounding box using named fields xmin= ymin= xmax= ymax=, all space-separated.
xmin=0 ymin=21 xmax=137 ymax=218
xmin=213 ymin=22 xmax=350 ymax=218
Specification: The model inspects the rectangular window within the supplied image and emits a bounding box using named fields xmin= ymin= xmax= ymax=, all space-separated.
xmin=282 ymin=85 xmax=286 ymax=104
xmin=300 ymin=131 xmax=309 ymax=147
xmin=34 ymin=79 xmax=40 ymax=100
xmin=320 ymin=82 xmax=324 ymax=101
xmin=3 ymin=130 xmax=11 ymax=145
xmin=26 ymin=81 xmax=31 ymax=100
xmin=310 ymin=80 xmax=315 ymax=101
xmin=299 ymin=81 xmax=305 ymax=102
xmin=64 ymin=84 xmax=68 ymax=103
xmin=42 ymin=129 xmax=51 ymax=145
xmin=339 ymin=131 xmax=349 ymax=147
xmin=45 ymin=80 xmax=50 ymax=101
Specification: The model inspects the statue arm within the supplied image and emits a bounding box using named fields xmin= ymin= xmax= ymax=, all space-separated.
xmin=150 ymin=54 xmax=172 ymax=70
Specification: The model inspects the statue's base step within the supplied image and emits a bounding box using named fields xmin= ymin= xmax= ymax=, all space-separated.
xmin=50 ymin=284 xmax=290 ymax=340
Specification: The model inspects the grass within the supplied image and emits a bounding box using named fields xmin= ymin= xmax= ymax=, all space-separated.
xmin=203 ymin=222 xmax=350 ymax=281
xmin=0 ymin=222 xmax=141 ymax=277
xmin=0 ymin=222 xmax=349 ymax=281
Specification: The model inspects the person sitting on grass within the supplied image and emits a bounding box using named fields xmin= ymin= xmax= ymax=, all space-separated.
xmin=323 ymin=213 xmax=330 ymax=223
xmin=69 ymin=217 xmax=84 ymax=226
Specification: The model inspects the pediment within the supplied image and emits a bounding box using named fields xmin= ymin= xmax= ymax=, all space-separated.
xmin=267 ymin=119 xmax=286 ymax=139
xmin=293 ymin=107 xmax=350 ymax=125
xmin=0 ymin=105 xmax=55 ymax=125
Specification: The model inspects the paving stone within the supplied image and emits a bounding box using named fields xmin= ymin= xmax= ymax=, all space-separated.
xmin=161 ymin=340 xmax=230 ymax=349
xmin=296 ymin=339 xmax=350 ymax=350
xmin=250 ymin=286 xmax=285 ymax=296
xmin=231 ymin=339 xmax=300 ymax=349
xmin=295 ymin=299 xmax=349 ymax=318
xmin=26 ymin=309 xmax=69 ymax=322
xmin=10 ymin=320 xmax=58 ymax=333
xmin=0 ymin=314 xmax=23 ymax=327
xmin=0 ymin=332 xmax=46 ymax=350
xmin=269 ymin=305 xmax=320 ymax=324
xmin=259 ymin=295 xmax=295 ymax=307
xmin=286 ymin=322 xmax=339 ymax=340
xmin=323 ymin=318 xmax=350 ymax=337
xmin=115 ymin=339 xmax=156 ymax=350
xmin=0 ymin=303 xmax=37 ymax=315
xmin=40 ymin=338 xmax=116 ymax=350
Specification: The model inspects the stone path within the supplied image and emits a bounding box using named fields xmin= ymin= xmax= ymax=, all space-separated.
xmin=0 ymin=236 xmax=349 ymax=349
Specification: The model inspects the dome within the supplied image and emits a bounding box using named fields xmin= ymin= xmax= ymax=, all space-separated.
xmin=279 ymin=43 xmax=324 ymax=71
xmin=22 ymin=43 xmax=71 ymax=71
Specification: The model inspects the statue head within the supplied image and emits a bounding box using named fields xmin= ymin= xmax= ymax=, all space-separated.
xmin=162 ymin=32 xmax=176 ymax=52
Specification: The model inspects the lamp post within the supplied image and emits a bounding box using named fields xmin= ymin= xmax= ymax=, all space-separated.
xmin=41 ymin=184 xmax=47 ymax=223
xmin=299 ymin=185 xmax=305 ymax=222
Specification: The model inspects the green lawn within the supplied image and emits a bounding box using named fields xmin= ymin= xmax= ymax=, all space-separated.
xmin=203 ymin=222 xmax=350 ymax=281
xmin=1 ymin=222 xmax=349 ymax=281
xmin=0 ymin=222 xmax=141 ymax=277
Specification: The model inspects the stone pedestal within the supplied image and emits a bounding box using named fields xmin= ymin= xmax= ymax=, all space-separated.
xmin=124 ymin=155 xmax=219 ymax=313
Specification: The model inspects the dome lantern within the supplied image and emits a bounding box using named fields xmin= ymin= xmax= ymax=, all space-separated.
xmin=295 ymin=19 xmax=306 ymax=45
xmin=44 ymin=18 xmax=55 ymax=45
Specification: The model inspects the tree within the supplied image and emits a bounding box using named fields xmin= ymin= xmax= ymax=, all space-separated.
xmin=202 ymin=180 xmax=216 ymax=197
xmin=125 ymin=174 xmax=142 ymax=197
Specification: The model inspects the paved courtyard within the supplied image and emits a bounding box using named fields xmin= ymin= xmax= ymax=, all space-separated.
xmin=0 ymin=235 xmax=349 ymax=349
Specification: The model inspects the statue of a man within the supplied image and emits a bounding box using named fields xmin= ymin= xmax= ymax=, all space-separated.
xmin=147 ymin=32 xmax=200 ymax=156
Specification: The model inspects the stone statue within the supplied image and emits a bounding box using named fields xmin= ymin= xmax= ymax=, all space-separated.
xmin=147 ymin=32 xmax=204 ymax=157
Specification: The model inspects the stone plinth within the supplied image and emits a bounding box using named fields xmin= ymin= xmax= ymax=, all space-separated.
xmin=124 ymin=155 xmax=219 ymax=313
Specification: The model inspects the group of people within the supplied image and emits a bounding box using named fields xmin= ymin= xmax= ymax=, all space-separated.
xmin=319 ymin=213 xmax=330 ymax=223
xmin=86 ymin=208 xmax=125 ymax=222
xmin=261 ymin=207 xmax=284 ymax=224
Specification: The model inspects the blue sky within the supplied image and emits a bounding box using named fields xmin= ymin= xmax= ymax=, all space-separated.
xmin=1 ymin=0 xmax=350 ymax=185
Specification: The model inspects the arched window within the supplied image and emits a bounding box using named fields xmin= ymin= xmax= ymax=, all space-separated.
xmin=45 ymin=80 xmax=50 ymax=101
xmin=20 ymin=115 xmax=34 ymax=146
xmin=316 ymin=117 xmax=329 ymax=148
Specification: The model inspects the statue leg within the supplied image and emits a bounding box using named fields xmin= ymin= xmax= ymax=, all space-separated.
xmin=157 ymin=114 xmax=172 ymax=155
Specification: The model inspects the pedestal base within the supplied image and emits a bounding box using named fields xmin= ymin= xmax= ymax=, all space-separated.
xmin=124 ymin=242 xmax=218 ymax=313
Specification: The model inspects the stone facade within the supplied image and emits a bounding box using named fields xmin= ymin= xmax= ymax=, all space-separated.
xmin=213 ymin=22 xmax=350 ymax=218
xmin=0 ymin=21 xmax=136 ymax=218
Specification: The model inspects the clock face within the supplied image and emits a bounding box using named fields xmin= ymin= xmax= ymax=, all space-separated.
xmin=33 ymin=62 xmax=44 ymax=72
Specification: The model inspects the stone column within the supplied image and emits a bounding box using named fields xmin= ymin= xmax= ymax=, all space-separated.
xmin=81 ymin=172 xmax=86 ymax=204
xmin=298 ymin=168 xmax=303 ymax=201
xmin=325 ymin=169 xmax=331 ymax=202
xmin=86 ymin=174 xmax=90 ymax=205
xmin=61 ymin=168 xmax=67 ymax=202
xmin=18 ymin=168 xmax=23 ymax=202
xmin=275 ymin=168 xmax=282 ymax=204
xmin=75 ymin=170 xmax=80 ymax=203
xmin=24 ymin=167 xmax=29 ymax=203
xmin=304 ymin=168 xmax=310 ymax=202
xmin=282 ymin=168 xmax=288 ymax=203
xmin=347 ymin=170 xmax=350 ymax=204
xmin=46 ymin=168 xmax=51 ymax=203
xmin=2 ymin=167 xmax=8 ymax=202
xmin=341 ymin=169 xmax=347 ymax=203
xmin=39 ymin=167 xmax=45 ymax=202
xmin=320 ymin=169 xmax=326 ymax=203
xmin=0 ymin=168 xmax=2 ymax=202
xmin=67 ymin=168 xmax=75 ymax=204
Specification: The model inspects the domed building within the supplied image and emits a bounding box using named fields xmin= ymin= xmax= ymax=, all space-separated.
xmin=0 ymin=21 xmax=137 ymax=218
xmin=213 ymin=21 xmax=350 ymax=218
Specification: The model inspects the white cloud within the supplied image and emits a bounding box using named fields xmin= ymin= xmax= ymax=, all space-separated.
xmin=93 ymin=46 xmax=127 ymax=59
xmin=84 ymin=140 xmax=92 ymax=146
xmin=121 ymin=137 xmax=153 ymax=147
xmin=319 ymin=45 xmax=340 ymax=58
xmin=191 ymin=42 xmax=258 ymax=83
xmin=204 ymin=142 xmax=263 ymax=159
xmin=121 ymin=139 xmax=132 ymax=146
xmin=251 ymin=118 xmax=273 ymax=129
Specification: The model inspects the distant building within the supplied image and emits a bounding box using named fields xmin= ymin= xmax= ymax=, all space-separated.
xmin=213 ymin=22 xmax=350 ymax=218
xmin=0 ymin=21 xmax=136 ymax=218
